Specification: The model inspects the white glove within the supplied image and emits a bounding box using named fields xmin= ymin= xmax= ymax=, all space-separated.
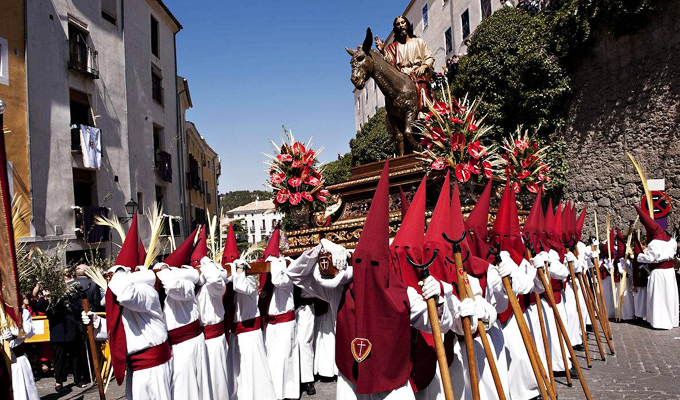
xmin=81 ymin=311 xmax=100 ymax=328
xmin=565 ymin=252 xmax=577 ymax=263
xmin=320 ymin=238 xmax=351 ymax=271
xmin=419 ymin=276 xmax=441 ymax=300
xmin=233 ymin=258 xmax=252 ymax=271
xmin=152 ymin=262 xmax=169 ymax=271
xmin=590 ymin=249 xmax=600 ymax=260
xmin=475 ymin=299 xmax=491 ymax=322
xmin=547 ymin=250 xmax=560 ymax=264
xmin=591 ymin=239 xmax=599 ymax=247
xmin=458 ymin=298 xmax=476 ymax=318
xmin=531 ymin=253 xmax=546 ymax=269
xmin=495 ymin=251 xmax=515 ymax=278
xmin=574 ymin=259 xmax=583 ymax=274
xmin=1 ymin=330 xmax=14 ymax=341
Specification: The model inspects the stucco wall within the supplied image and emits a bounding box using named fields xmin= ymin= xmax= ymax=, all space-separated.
xmin=564 ymin=1 xmax=680 ymax=234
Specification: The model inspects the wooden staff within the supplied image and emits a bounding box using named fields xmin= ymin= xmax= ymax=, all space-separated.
xmin=444 ymin=232 xmax=480 ymax=400
xmin=493 ymin=245 xmax=555 ymax=400
xmin=585 ymin=265 xmax=616 ymax=355
xmin=577 ymin=272 xmax=606 ymax=361
xmin=567 ymin=246 xmax=592 ymax=368
xmin=82 ymin=299 xmax=106 ymax=400
xmin=535 ymin=266 xmax=593 ymax=400
xmin=593 ymin=212 xmax=614 ymax=341
xmin=406 ymin=249 xmax=456 ymax=400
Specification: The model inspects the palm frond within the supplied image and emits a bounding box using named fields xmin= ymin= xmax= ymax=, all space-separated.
xmin=85 ymin=266 xmax=107 ymax=291
xmin=95 ymin=214 xmax=126 ymax=243
xmin=143 ymin=203 xmax=165 ymax=269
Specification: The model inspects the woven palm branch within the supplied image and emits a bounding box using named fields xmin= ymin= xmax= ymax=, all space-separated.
xmin=626 ymin=152 xmax=653 ymax=218
xmin=143 ymin=203 xmax=165 ymax=269
xmin=85 ymin=266 xmax=107 ymax=291
xmin=207 ymin=210 xmax=218 ymax=259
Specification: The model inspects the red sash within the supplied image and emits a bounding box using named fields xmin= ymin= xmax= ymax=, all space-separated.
xmin=651 ymin=260 xmax=674 ymax=271
xmin=128 ymin=341 xmax=172 ymax=371
xmin=203 ymin=322 xmax=225 ymax=340
xmin=168 ymin=319 xmax=202 ymax=346
xmin=233 ymin=317 xmax=261 ymax=335
xmin=12 ymin=343 xmax=26 ymax=358
xmin=268 ymin=310 xmax=295 ymax=325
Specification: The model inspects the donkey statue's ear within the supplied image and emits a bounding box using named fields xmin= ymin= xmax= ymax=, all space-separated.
xmin=345 ymin=47 xmax=356 ymax=56
xmin=362 ymin=28 xmax=373 ymax=54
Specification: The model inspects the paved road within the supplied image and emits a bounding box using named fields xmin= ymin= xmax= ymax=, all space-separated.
xmin=36 ymin=321 xmax=680 ymax=399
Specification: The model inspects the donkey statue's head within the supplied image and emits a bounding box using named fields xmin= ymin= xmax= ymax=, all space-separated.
xmin=346 ymin=28 xmax=374 ymax=90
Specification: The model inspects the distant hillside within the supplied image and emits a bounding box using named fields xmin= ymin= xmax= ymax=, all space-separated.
xmin=220 ymin=190 xmax=273 ymax=212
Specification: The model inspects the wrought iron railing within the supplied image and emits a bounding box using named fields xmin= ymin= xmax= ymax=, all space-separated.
xmin=68 ymin=39 xmax=99 ymax=79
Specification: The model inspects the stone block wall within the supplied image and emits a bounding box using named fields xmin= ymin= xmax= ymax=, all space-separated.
xmin=564 ymin=0 xmax=680 ymax=236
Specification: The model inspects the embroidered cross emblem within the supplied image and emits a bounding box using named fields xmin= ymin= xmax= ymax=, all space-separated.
xmin=351 ymin=337 xmax=372 ymax=363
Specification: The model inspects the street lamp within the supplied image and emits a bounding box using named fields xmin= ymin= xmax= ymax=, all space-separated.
xmin=121 ymin=199 xmax=139 ymax=222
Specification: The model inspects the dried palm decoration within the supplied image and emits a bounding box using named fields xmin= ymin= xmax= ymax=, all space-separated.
xmin=626 ymin=152 xmax=653 ymax=218
xmin=95 ymin=214 xmax=126 ymax=245
xmin=143 ymin=203 xmax=165 ymax=269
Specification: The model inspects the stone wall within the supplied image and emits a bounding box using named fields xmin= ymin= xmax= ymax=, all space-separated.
xmin=564 ymin=0 xmax=680 ymax=236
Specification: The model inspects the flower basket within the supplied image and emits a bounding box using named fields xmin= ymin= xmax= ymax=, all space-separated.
xmin=499 ymin=127 xmax=552 ymax=195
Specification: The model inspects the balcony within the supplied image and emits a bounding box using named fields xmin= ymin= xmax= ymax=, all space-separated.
xmin=68 ymin=39 xmax=99 ymax=79
xmin=72 ymin=206 xmax=110 ymax=243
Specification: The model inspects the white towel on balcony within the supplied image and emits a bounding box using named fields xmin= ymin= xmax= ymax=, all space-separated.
xmin=80 ymin=124 xmax=102 ymax=169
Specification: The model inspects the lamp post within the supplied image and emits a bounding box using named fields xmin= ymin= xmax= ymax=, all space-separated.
xmin=121 ymin=198 xmax=139 ymax=222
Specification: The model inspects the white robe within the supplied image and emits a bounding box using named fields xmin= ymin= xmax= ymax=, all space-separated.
xmin=314 ymin=305 xmax=338 ymax=378
xmin=287 ymin=245 xmax=453 ymax=400
xmin=157 ymin=267 xmax=212 ymax=400
xmin=264 ymin=257 xmax=300 ymax=400
xmin=634 ymin=286 xmax=647 ymax=319
xmin=108 ymin=269 xmax=173 ymax=400
xmin=563 ymin=280 xmax=583 ymax=346
xmin=5 ymin=309 xmax=40 ymax=400
xmin=197 ymin=261 xmax=230 ymax=400
xmin=601 ymin=260 xmax=618 ymax=319
xmin=638 ymin=239 xmax=679 ymax=330
xmin=297 ymin=300 xmax=316 ymax=384
xmin=228 ymin=270 xmax=276 ymax=400
xmin=617 ymin=259 xmax=636 ymax=321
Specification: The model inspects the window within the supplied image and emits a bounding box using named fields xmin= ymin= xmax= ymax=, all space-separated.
xmin=461 ymin=9 xmax=471 ymax=39
xmin=137 ymin=192 xmax=143 ymax=214
xmin=422 ymin=4 xmax=429 ymax=29
xmin=67 ymin=23 xmax=99 ymax=78
xmin=101 ymin=0 xmax=117 ymax=24
xmin=0 ymin=36 xmax=8 ymax=86
xmin=69 ymin=89 xmax=93 ymax=152
xmin=152 ymin=66 xmax=163 ymax=105
xmin=73 ymin=169 xmax=96 ymax=207
xmin=481 ymin=0 xmax=492 ymax=19
xmin=445 ymin=28 xmax=453 ymax=54
xmin=151 ymin=16 xmax=159 ymax=58
xmin=155 ymin=185 xmax=164 ymax=209
xmin=262 ymin=220 xmax=266 ymax=230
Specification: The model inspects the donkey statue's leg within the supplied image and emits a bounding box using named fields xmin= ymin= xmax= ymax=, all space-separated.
xmin=403 ymin=109 xmax=421 ymax=153
xmin=385 ymin=112 xmax=405 ymax=157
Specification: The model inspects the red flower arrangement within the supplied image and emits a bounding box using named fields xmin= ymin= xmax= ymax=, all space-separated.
xmin=265 ymin=128 xmax=329 ymax=215
xmin=416 ymin=94 xmax=500 ymax=183
xmin=500 ymin=127 xmax=552 ymax=193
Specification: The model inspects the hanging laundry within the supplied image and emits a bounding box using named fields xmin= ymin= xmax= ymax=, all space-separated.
xmin=80 ymin=124 xmax=102 ymax=169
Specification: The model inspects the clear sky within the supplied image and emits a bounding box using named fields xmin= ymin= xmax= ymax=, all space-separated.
xmin=164 ymin=0 xmax=402 ymax=193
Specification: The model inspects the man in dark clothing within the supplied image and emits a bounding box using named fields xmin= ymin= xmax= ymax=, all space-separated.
xmin=36 ymin=273 xmax=89 ymax=392
xmin=75 ymin=264 xmax=104 ymax=312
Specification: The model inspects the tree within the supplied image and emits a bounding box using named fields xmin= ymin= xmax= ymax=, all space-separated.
xmin=323 ymin=153 xmax=353 ymax=186
xmin=219 ymin=190 xmax=273 ymax=213
xmin=349 ymin=108 xmax=398 ymax=166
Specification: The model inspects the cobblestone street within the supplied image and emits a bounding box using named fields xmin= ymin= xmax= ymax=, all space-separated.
xmin=36 ymin=321 xmax=680 ymax=399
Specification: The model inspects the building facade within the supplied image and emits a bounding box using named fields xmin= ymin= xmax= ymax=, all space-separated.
xmin=21 ymin=0 xmax=184 ymax=262
xmin=353 ymin=0 xmax=505 ymax=131
xmin=225 ymin=199 xmax=282 ymax=244
xmin=185 ymin=120 xmax=221 ymax=231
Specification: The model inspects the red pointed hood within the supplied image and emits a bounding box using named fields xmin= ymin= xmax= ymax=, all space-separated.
xmin=575 ymin=206 xmax=587 ymax=241
xmin=164 ymin=227 xmax=198 ymax=267
xmin=399 ymin=186 xmax=410 ymax=220
xmin=522 ymin=189 xmax=543 ymax=252
xmin=491 ymin=181 xmax=523 ymax=256
xmin=465 ymin=178 xmax=492 ymax=258
xmin=190 ymin=226 xmax=208 ymax=267
xmin=615 ymin=228 xmax=626 ymax=259
xmin=424 ymin=172 xmax=454 ymax=283
xmin=114 ymin=214 xmax=140 ymax=269
xmin=337 ymin=160 xmax=411 ymax=393
xmin=222 ymin=223 xmax=240 ymax=264
xmin=634 ymin=204 xmax=670 ymax=242
xmin=391 ymin=176 xmax=426 ymax=289
xmin=262 ymin=228 xmax=281 ymax=259
xmin=606 ymin=228 xmax=616 ymax=259
xmin=138 ymin=239 xmax=147 ymax=268
xmin=554 ymin=201 xmax=563 ymax=241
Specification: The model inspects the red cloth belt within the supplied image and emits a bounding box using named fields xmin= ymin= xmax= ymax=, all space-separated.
xmin=128 ymin=341 xmax=172 ymax=372
xmin=268 ymin=310 xmax=295 ymax=325
xmin=651 ymin=260 xmax=674 ymax=271
xmin=12 ymin=343 xmax=26 ymax=358
xmin=233 ymin=317 xmax=261 ymax=335
xmin=203 ymin=322 xmax=225 ymax=340
xmin=168 ymin=319 xmax=202 ymax=346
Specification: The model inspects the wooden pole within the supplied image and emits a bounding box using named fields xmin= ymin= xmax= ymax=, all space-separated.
xmin=460 ymin=273 xmax=507 ymax=400
xmin=592 ymin=255 xmax=615 ymax=348
xmin=500 ymin=277 xmax=555 ymax=400
xmin=577 ymin=272 xmax=606 ymax=361
xmin=536 ymin=268 xmax=593 ymax=400
xmin=452 ymin=251 xmax=481 ymax=400
xmin=82 ymin=299 xmax=106 ymax=400
xmin=567 ymin=260 xmax=592 ymax=368
xmin=407 ymin=250 xmax=456 ymax=400
xmin=535 ymin=292 xmax=555 ymax=394
xmin=585 ymin=267 xmax=616 ymax=355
